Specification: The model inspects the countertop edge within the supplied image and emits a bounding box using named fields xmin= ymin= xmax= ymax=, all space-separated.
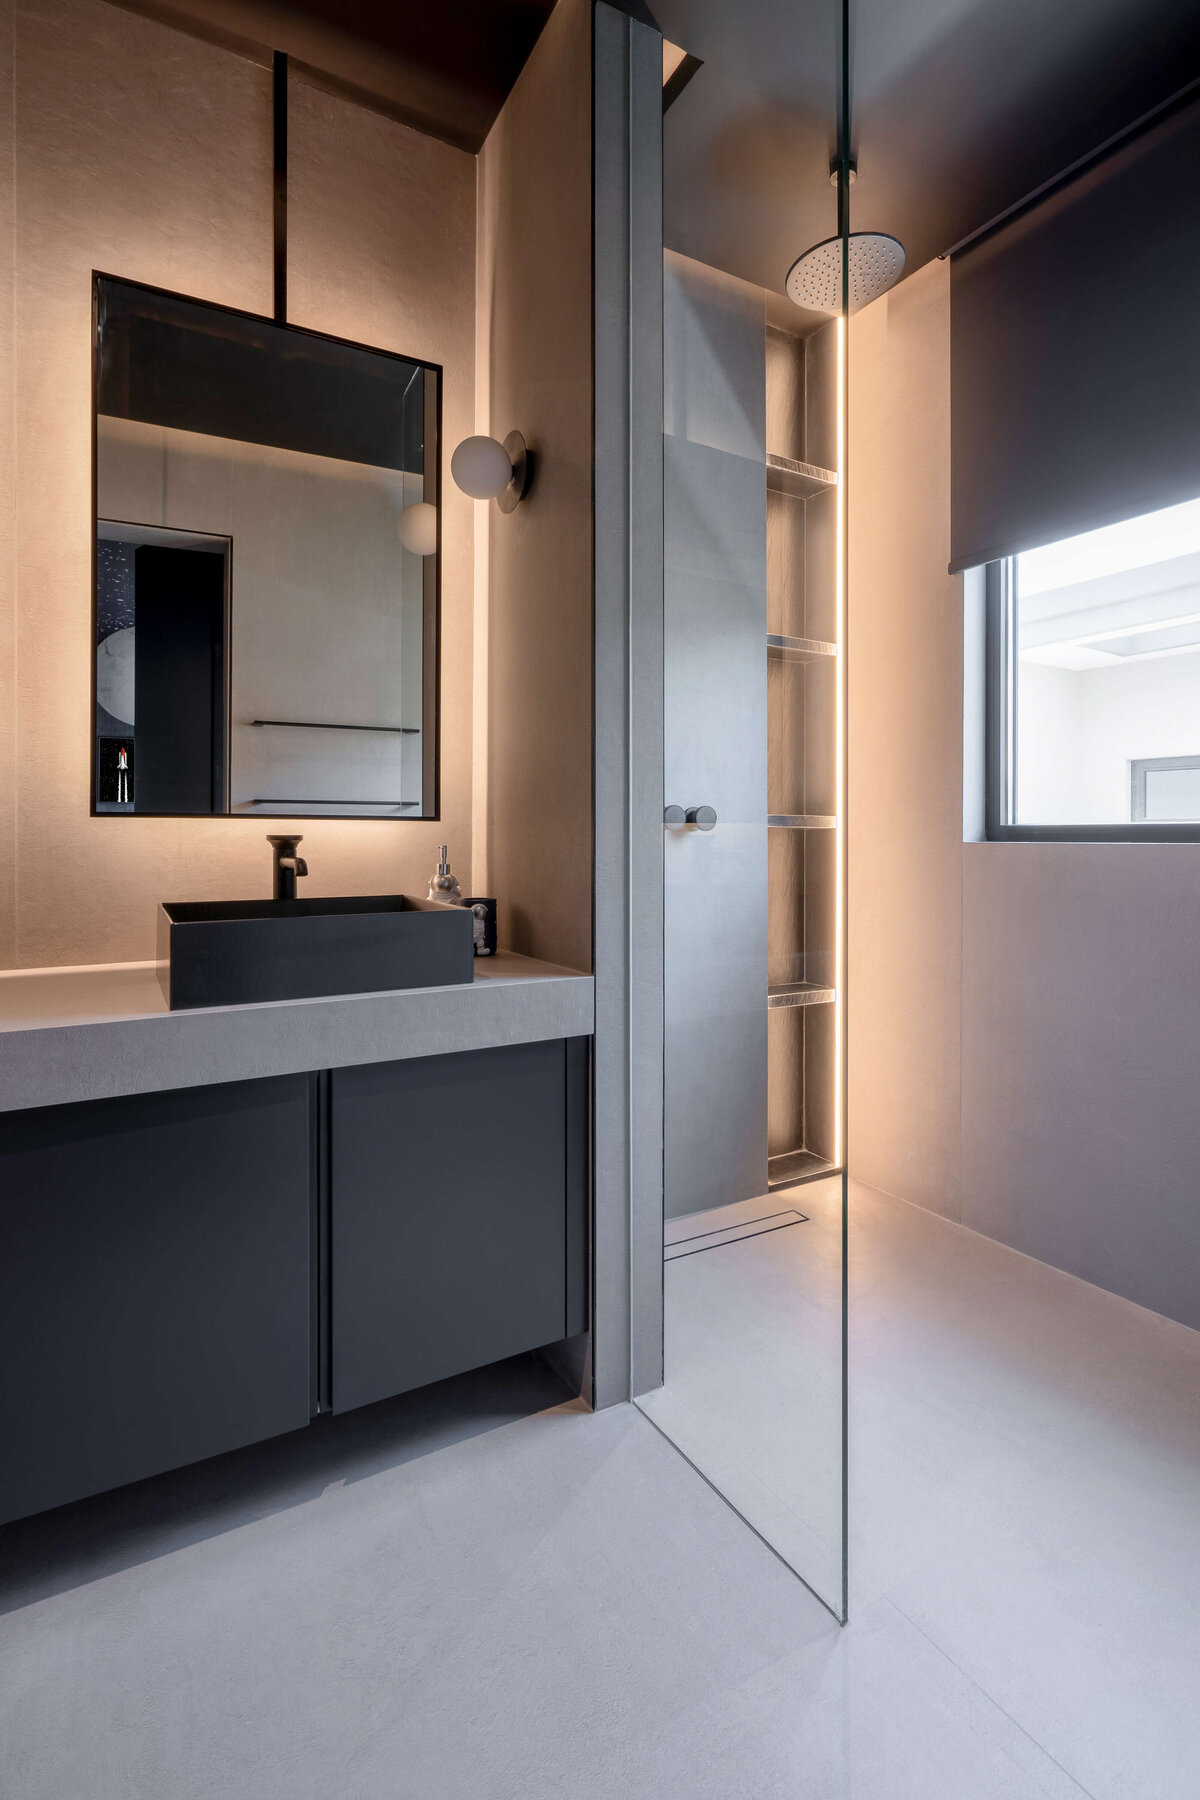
xmin=0 ymin=973 xmax=596 ymax=1115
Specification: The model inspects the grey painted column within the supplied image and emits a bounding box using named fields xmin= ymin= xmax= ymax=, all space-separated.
xmin=592 ymin=0 xmax=665 ymax=1408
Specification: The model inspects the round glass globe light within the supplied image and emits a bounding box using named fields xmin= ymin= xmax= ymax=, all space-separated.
xmin=451 ymin=434 xmax=514 ymax=500
xmin=396 ymin=501 xmax=439 ymax=556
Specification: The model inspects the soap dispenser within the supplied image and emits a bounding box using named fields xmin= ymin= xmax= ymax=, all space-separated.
xmin=427 ymin=844 xmax=464 ymax=905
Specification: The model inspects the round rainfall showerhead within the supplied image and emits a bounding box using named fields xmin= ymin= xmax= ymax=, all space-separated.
xmin=785 ymin=233 xmax=906 ymax=315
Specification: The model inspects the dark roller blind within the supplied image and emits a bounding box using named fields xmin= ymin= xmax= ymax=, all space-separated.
xmin=950 ymin=97 xmax=1200 ymax=574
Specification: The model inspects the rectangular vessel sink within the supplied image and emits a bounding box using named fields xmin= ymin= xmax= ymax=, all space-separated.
xmin=157 ymin=894 xmax=474 ymax=1011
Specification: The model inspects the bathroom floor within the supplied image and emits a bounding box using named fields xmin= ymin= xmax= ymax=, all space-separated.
xmin=2 ymin=1185 xmax=1199 ymax=1799
xmin=650 ymin=1178 xmax=1200 ymax=1800
xmin=644 ymin=1184 xmax=847 ymax=1607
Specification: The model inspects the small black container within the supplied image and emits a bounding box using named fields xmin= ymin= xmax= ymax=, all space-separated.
xmin=463 ymin=897 xmax=497 ymax=958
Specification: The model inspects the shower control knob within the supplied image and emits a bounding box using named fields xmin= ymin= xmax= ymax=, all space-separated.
xmin=686 ymin=806 xmax=717 ymax=831
xmin=663 ymin=805 xmax=687 ymax=829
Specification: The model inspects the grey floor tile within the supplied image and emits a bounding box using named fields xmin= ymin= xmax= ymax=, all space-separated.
xmin=5 ymin=1176 xmax=1199 ymax=1797
xmin=640 ymin=1178 xmax=846 ymax=1611
xmin=850 ymin=1184 xmax=1200 ymax=1800
xmin=649 ymin=1174 xmax=1200 ymax=1800
xmin=0 ymin=1401 xmax=832 ymax=1800
xmin=542 ymin=1592 xmax=1091 ymax=1800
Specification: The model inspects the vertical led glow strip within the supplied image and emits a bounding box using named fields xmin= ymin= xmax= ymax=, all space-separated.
xmin=833 ymin=312 xmax=846 ymax=1168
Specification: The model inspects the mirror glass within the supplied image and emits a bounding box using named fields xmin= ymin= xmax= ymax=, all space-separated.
xmin=93 ymin=276 xmax=440 ymax=819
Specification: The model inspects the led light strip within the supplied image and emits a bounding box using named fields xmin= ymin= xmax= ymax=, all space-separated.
xmin=834 ymin=313 xmax=846 ymax=1169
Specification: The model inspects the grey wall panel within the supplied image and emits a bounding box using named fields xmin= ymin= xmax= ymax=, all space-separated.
xmin=592 ymin=3 xmax=666 ymax=1406
xmin=625 ymin=19 xmax=667 ymax=1403
xmin=663 ymin=253 xmax=768 ymax=1220
xmin=0 ymin=1075 xmax=312 ymax=1524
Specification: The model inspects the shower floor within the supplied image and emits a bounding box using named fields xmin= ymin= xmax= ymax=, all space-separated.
xmin=641 ymin=1176 xmax=1200 ymax=1798
xmin=643 ymin=1182 xmax=845 ymax=1607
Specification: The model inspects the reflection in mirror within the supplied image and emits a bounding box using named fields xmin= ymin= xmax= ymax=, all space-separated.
xmin=93 ymin=277 xmax=440 ymax=819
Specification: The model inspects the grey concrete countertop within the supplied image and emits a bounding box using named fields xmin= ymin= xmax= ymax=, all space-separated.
xmin=0 ymin=953 xmax=594 ymax=1114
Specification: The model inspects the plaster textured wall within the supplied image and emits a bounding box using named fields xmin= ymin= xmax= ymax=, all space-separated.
xmin=958 ymin=843 xmax=1200 ymax=1327
xmin=287 ymin=77 xmax=475 ymax=882
xmin=848 ymin=260 xmax=964 ymax=1221
xmin=477 ymin=0 xmax=593 ymax=972
xmin=849 ymin=255 xmax=1200 ymax=1330
xmin=1 ymin=0 xmax=474 ymax=966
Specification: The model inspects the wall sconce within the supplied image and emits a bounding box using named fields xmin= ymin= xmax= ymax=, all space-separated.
xmin=396 ymin=501 xmax=439 ymax=556
xmin=451 ymin=433 xmax=531 ymax=513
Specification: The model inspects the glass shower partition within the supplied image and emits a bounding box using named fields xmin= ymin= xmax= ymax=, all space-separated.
xmin=637 ymin=2 xmax=851 ymax=1621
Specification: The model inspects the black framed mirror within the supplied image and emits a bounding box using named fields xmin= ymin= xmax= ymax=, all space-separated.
xmin=92 ymin=275 xmax=441 ymax=820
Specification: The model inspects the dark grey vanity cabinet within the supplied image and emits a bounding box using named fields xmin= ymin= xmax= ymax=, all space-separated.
xmin=0 ymin=1037 xmax=589 ymax=1524
xmin=331 ymin=1040 xmax=589 ymax=1413
xmin=0 ymin=1075 xmax=313 ymax=1525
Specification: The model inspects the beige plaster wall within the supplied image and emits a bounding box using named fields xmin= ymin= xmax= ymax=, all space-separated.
xmin=2 ymin=0 xmax=475 ymax=966
xmin=477 ymin=0 xmax=593 ymax=972
xmin=848 ymin=259 xmax=964 ymax=1219
xmin=287 ymin=75 xmax=476 ymax=883
xmin=848 ymin=255 xmax=1200 ymax=1332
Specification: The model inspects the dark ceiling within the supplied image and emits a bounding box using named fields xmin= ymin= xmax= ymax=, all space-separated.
xmin=122 ymin=0 xmax=1200 ymax=303
xmin=120 ymin=0 xmax=557 ymax=150
xmin=656 ymin=0 xmax=1200 ymax=296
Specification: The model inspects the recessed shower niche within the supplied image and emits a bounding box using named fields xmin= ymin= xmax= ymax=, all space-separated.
xmin=765 ymin=317 xmax=842 ymax=1188
xmin=661 ymin=253 xmax=844 ymax=1212
xmin=92 ymin=276 xmax=441 ymax=820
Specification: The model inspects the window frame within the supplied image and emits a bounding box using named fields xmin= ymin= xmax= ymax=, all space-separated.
xmin=1130 ymin=754 xmax=1200 ymax=823
xmin=983 ymin=557 xmax=1200 ymax=842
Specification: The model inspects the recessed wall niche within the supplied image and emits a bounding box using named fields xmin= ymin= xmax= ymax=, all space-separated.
xmin=765 ymin=317 xmax=842 ymax=1188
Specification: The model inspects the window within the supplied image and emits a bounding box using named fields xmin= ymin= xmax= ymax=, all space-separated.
xmin=984 ymin=496 xmax=1200 ymax=840
xmin=1130 ymin=756 xmax=1200 ymax=823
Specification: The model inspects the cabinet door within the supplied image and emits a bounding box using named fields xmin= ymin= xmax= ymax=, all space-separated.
xmin=331 ymin=1040 xmax=587 ymax=1414
xmin=0 ymin=1075 xmax=312 ymax=1524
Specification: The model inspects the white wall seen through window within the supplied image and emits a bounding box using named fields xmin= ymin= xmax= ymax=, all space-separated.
xmin=1014 ymin=496 xmax=1200 ymax=824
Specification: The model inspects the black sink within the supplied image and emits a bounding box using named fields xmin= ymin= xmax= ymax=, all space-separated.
xmin=157 ymin=894 xmax=475 ymax=1010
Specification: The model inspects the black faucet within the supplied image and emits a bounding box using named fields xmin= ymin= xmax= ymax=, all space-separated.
xmin=267 ymin=834 xmax=309 ymax=901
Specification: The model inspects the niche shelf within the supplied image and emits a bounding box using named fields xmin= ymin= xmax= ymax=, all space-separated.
xmin=767 ymin=633 xmax=837 ymax=662
xmin=250 ymin=718 xmax=417 ymax=735
xmin=764 ymin=321 xmax=841 ymax=1193
xmin=768 ymin=982 xmax=835 ymax=1009
xmin=768 ymin=1149 xmax=837 ymax=1191
xmin=766 ymin=451 xmax=838 ymax=500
